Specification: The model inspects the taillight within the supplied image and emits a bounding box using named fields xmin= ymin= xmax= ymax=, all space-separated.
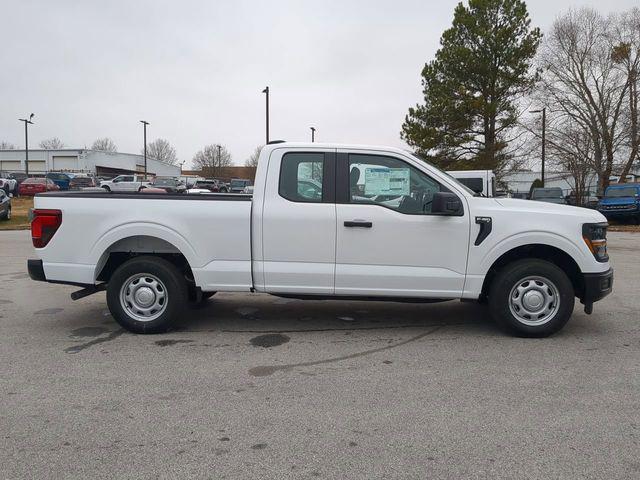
xmin=31 ymin=209 xmax=62 ymax=248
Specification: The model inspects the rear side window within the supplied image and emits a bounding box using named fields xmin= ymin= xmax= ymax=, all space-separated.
xmin=279 ymin=153 xmax=325 ymax=203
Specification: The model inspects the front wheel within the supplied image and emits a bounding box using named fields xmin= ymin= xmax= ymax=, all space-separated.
xmin=106 ymin=256 xmax=187 ymax=334
xmin=489 ymin=259 xmax=575 ymax=337
xmin=102 ymin=185 xmax=111 ymax=192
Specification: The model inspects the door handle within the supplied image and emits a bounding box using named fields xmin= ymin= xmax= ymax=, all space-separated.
xmin=344 ymin=220 xmax=372 ymax=228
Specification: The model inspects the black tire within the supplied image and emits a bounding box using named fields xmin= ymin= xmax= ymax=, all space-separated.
xmin=4 ymin=206 xmax=11 ymax=221
xmin=106 ymin=256 xmax=187 ymax=334
xmin=489 ymin=259 xmax=575 ymax=338
xmin=202 ymin=291 xmax=216 ymax=300
xmin=102 ymin=185 xmax=111 ymax=192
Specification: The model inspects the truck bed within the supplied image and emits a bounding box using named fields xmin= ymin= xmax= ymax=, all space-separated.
xmin=33 ymin=191 xmax=254 ymax=291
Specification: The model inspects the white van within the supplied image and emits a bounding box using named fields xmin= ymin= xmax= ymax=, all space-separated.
xmin=447 ymin=170 xmax=496 ymax=197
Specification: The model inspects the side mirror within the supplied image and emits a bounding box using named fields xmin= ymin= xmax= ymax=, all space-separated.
xmin=432 ymin=192 xmax=463 ymax=216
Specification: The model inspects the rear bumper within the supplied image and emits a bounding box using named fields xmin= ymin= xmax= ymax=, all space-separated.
xmin=28 ymin=259 xmax=46 ymax=282
xmin=582 ymin=268 xmax=613 ymax=304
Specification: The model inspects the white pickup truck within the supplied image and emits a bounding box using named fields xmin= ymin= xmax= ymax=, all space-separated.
xmin=100 ymin=174 xmax=150 ymax=192
xmin=28 ymin=142 xmax=613 ymax=337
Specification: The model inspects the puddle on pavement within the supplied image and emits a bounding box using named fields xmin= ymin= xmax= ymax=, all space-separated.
xmin=250 ymin=334 xmax=290 ymax=348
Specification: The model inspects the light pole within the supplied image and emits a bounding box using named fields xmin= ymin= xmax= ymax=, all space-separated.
xmin=310 ymin=127 xmax=316 ymax=143
xmin=140 ymin=120 xmax=149 ymax=179
xmin=530 ymin=107 xmax=546 ymax=187
xmin=18 ymin=114 xmax=35 ymax=176
xmin=262 ymin=86 xmax=269 ymax=144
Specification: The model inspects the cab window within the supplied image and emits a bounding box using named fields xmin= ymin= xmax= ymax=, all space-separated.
xmin=279 ymin=153 xmax=324 ymax=202
xmin=348 ymin=154 xmax=443 ymax=214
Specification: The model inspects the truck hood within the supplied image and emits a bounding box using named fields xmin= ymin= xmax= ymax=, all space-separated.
xmin=492 ymin=197 xmax=605 ymax=223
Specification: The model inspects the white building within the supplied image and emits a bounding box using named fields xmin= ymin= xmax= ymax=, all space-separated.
xmin=0 ymin=148 xmax=181 ymax=177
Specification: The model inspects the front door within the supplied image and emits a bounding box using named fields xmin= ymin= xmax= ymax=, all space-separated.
xmin=334 ymin=150 xmax=470 ymax=298
xmin=261 ymin=149 xmax=337 ymax=294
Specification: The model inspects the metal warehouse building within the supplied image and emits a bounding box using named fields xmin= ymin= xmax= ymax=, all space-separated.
xmin=0 ymin=148 xmax=181 ymax=177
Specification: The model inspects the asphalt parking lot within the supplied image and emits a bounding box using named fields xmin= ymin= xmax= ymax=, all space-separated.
xmin=1 ymin=230 xmax=639 ymax=479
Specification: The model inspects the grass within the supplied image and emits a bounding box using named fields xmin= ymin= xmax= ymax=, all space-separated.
xmin=0 ymin=196 xmax=33 ymax=230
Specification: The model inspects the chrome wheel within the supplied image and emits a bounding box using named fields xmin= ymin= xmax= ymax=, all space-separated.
xmin=509 ymin=276 xmax=560 ymax=326
xmin=119 ymin=273 xmax=168 ymax=322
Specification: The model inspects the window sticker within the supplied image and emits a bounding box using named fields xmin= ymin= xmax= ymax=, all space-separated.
xmin=364 ymin=167 xmax=410 ymax=196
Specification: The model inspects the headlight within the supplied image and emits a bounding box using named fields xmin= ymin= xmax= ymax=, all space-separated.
xmin=582 ymin=223 xmax=608 ymax=262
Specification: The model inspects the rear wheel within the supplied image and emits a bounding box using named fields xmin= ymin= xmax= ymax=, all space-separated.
xmin=489 ymin=259 xmax=574 ymax=337
xmin=106 ymin=256 xmax=187 ymax=334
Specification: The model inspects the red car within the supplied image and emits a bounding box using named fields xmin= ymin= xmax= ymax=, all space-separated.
xmin=18 ymin=177 xmax=60 ymax=196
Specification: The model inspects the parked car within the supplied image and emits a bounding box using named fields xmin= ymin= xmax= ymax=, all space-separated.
xmin=46 ymin=172 xmax=72 ymax=191
xmin=229 ymin=178 xmax=252 ymax=193
xmin=12 ymin=172 xmax=28 ymax=184
xmin=530 ymin=187 xmax=566 ymax=204
xmin=149 ymin=177 xmax=187 ymax=193
xmin=0 ymin=189 xmax=11 ymax=220
xmin=0 ymin=172 xmax=19 ymax=194
xmin=69 ymin=174 xmax=97 ymax=190
xmin=100 ymin=174 xmax=151 ymax=192
xmin=27 ymin=142 xmax=612 ymax=338
xmin=19 ymin=177 xmax=59 ymax=195
xmin=243 ymin=185 xmax=254 ymax=194
xmin=566 ymin=191 xmax=599 ymax=209
xmin=597 ymin=183 xmax=640 ymax=223
xmin=194 ymin=179 xmax=228 ymax=192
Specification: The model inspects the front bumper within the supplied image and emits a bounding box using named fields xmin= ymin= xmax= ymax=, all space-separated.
xmin=28 ymin=259 xmax=46 ymax=282
xmin=599 ymin=208 xmax=639 ymax=219
xmin=582 ymin=268 xmax=613 ymax=304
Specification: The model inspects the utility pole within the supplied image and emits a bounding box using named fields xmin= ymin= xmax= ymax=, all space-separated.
xmin=262 ymin=86 xmax=270 ymax=144
xmin=140 ymin=120 xmax=149 ymax=179
xmin=18 ymin=114 xmax=35 ymax=176
xmin=530 ymin=107 xmax=546 ymax=186
xmin=310 ymin=127 xmax=316 ymax=143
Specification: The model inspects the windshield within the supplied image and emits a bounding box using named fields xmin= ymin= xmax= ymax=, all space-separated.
xmin=533 ymin=189 xmax=563 ymax=199
xmin=605 ymin=187 xmax=638 ymax=198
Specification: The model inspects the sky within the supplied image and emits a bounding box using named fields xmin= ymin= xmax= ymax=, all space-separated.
xmin=1 ymin=0 xmax=638 ymax=167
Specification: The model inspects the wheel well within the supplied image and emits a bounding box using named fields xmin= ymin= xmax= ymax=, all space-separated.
xmin=481 ymin=244 xmax=584 ymax=300
xmin=96 ymin=236 xmax=194 ymax=286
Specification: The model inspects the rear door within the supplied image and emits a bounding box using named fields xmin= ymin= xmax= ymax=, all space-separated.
xmin=334 ymin=149 xmax=470 ymax=298
xmin=260 ymin=148 xmax=336 ymax=294
xmin=118 ymin=175 xmax=136 ymax=191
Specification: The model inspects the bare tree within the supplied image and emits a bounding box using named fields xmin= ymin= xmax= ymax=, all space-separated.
xmin=545 ymin=116 xmax=597 ymax=205
xmin=0 ymin=141 xmax=16 ymax=149
xmin=144 ymin=138 xmax=178 ymax=165
xmin=244 ymin=146 xmax=262 ymax=167
xmin=538 ymin=8 xmax=630 ymax=193
xmin=611 ymin=7 xmax=640 ymax=182
xmin=39 ymin=137 xmax=65 ymax=149
xmin=193 ymin=144 xmax=232 ymax=177
xmin=91 ymin=137 xmax=117 ymax=152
